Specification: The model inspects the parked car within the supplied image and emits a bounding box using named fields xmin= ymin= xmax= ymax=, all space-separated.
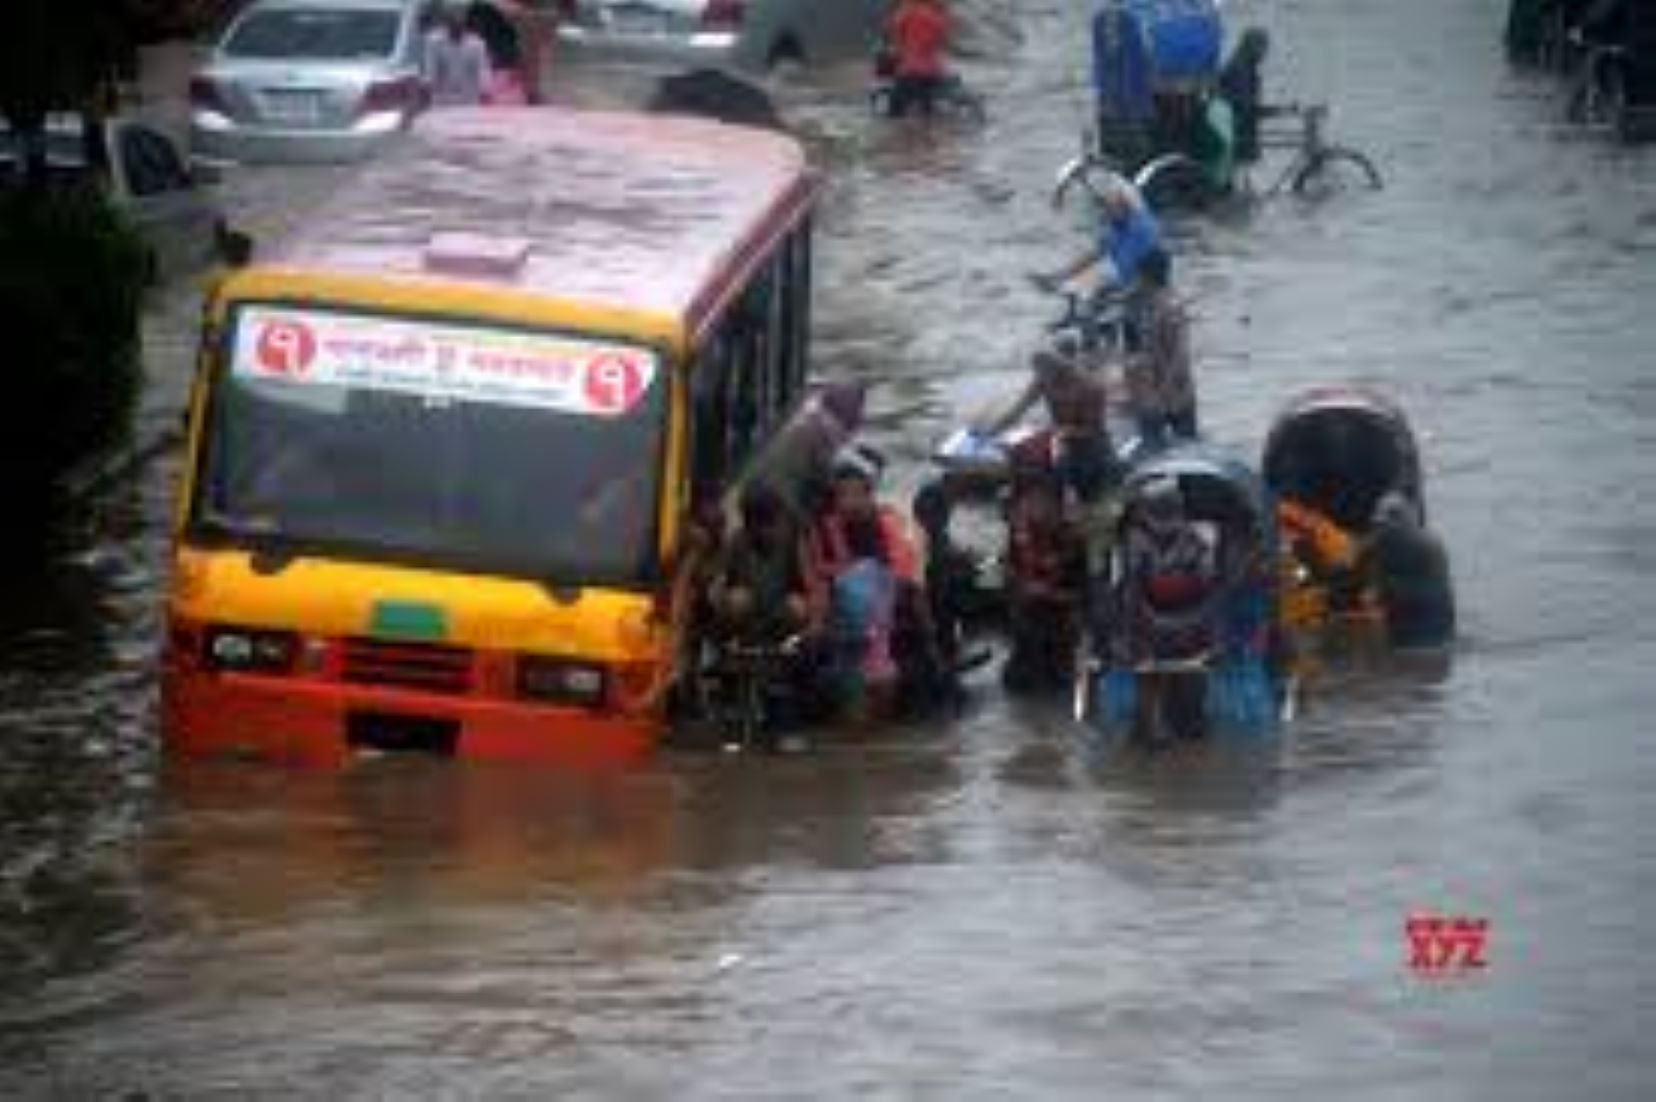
xmin=189 ymin=0 xmax=433 ymax=164
xmin=0 ymin=116 xmax=224 ymax=284
xmin=555 ymin=0 xmax=890 ymax=74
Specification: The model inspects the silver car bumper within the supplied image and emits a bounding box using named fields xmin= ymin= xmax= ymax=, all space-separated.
xmin=555 ymin=26 xmax=742 ymax=70
xmin=188 ymin=110 xmax=409 ymax=165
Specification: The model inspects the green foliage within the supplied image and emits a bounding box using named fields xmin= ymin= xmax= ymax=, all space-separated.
xmin=0 ymin=189 xmax=148 ymax=516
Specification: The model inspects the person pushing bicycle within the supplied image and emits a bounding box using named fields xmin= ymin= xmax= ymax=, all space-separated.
xmin=881 ymin=0 xmax=953 ymax=118
xmin=1032 ymin=172 xmax=1164 ymax=351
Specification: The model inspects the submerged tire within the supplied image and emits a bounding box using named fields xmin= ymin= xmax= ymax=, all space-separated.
xmin=1292 ymin=146 xmax=1383 ymax=196
xmin=766 ymin=35 xmax=804 ymax=71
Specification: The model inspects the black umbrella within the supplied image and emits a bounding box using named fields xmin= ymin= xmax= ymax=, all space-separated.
xmin=646 ymin=68 xmax=785 ymax=131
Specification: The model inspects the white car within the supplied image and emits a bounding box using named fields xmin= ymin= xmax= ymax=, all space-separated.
xmin=1 ymin=117 xmax=224 ymax=283
xmin=556 ymin=0 xmax=890 ymax=73
xmin=189 ymin=0 xmax=433 ymax=164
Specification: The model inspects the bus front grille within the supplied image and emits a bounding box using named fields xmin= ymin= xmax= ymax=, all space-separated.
xmin=341 ymin=638 xmax=474 ymax=695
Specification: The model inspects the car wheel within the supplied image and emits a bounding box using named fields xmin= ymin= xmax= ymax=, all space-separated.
xmin=767 ymin=34 xmax=805 ymax=72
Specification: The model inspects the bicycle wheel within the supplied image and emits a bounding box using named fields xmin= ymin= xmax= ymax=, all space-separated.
xmin=1566 ymin=71 xmax=1592 ymax=124
xmin=1133 ymin=152 xmax=1219 ymax=211
xmin=1291 ymin=146 xmax=1383 ymax=196
xmin=1599 ymin=63 xmax=1628 ymax=130
xmin=734 ymin=669 xmax=765 ymax=750
xmin=1052 ymin=151 xmax=1139 ymax=217
xmin=948 ymin=85 xmax=987 ymax=125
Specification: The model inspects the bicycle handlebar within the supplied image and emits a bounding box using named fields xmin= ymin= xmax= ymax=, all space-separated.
xmin=1271 ymin=101 xmax=1323 ymax=118
xmin=1028 ymin=277 xmax=1128 ymax=339
xmin=1567 ymin=24 xmax=1625 ymax=51
xmin=1132 ymin=653 xmax=1214 ymax=675
xmin=722 ymin=633 xmax=807 ymax=662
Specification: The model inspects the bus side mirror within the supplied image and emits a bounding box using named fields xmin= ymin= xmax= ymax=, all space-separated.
xmin=214 ymin=221 xmax=254 ymax=268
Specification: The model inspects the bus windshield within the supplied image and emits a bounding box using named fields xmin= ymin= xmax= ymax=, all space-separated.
xmin=195 ymin=305 xmax=667 ymax=586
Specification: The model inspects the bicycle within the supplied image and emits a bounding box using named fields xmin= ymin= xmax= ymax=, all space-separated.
xmin=706 ymin=633 xmax=809 ymax=753
xmin=870 ymin=73 xmax=988 ymax=125
xmin=1029 ymin=277 xmax=1133 ymax=361
xmin=1252 ymin=103 xmax=1383 ymax=199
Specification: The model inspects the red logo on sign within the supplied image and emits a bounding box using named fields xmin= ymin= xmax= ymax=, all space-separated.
xmin=582 ymin=354 xmax=644 ymax=414
xmin=1406 ymin=913 xmax=1489 ymax=976
xmin=254 ymin=319 xmax=317 ymax=376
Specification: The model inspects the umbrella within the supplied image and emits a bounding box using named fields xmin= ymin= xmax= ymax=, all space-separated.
xmin=646 ymin=68 xmax=786 ymax=131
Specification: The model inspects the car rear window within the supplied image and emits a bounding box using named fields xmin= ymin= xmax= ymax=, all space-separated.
xmin=223 ymin=8 xmax=403 ymax=60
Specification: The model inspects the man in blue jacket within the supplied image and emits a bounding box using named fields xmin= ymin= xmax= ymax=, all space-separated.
xmin=1034 ymin=172 xmax=1165 ymax=349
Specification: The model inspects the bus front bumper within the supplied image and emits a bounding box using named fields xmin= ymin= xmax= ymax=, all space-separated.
xmin=162 ymin=670 xmax=659 ymax=769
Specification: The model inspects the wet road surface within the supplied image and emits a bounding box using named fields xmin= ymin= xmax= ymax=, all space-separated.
xmin=1 ymin=1 xmax=1652 ymax=1097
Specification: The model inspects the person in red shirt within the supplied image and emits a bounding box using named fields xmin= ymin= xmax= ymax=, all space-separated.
xmin=884 ymin=0 xmax=952 ymax=118
xmin=806 ymin=445 xmax=953 ymax=715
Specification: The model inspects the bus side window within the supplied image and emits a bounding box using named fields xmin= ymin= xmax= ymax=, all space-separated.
xmin=777 ymin=222 xmax=811 ymax=415
xmin=725 ymin=282 xmax=768 ymax=470
xmin=690 ymin=220 xmax=812 ymax=493
xmin=691 ymin=334 xmax=733 ymax=491
xmin=760 ymin=254 xmax=786 ymax=431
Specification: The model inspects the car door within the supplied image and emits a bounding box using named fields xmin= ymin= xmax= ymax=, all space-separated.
xmin=114 ymin=122 xmax=220 ymax=281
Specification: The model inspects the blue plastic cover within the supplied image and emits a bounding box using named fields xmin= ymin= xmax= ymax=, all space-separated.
xmin=830 ymin=559 xmax=897 ymax=688
xmin=1093 ymin=0 xmax=1224 ymax=119
xmin=1140 ymin=0 xmax=1223 ymax=81
xmin=1092 ymin=5 xmax=1153 ymax=122
xmin=1092 ymin=657 xmax=1279 ymax=738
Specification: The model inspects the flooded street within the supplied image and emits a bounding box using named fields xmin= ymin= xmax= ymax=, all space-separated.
xmin=2 ymin=0 xmax=1652 ymax=1096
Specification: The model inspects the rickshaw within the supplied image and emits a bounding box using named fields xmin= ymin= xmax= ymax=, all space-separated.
xmin=1078 ymin=0 xmax=1232 ymax=202
xmin=1059 ymin=3 xmax=1381 ymax=210
xmin=1263 ymin=386 xmax=1453 ymax=649
xmin=1081 ymin=445 xmax=1289 ymax=742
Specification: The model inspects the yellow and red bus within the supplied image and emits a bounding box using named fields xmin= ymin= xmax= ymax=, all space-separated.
xmin=163 ymin=106 xmax=817 ymax=766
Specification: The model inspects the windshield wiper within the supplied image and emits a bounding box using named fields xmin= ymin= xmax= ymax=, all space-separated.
xmin=193 ymin=511 xmax=302 ymax=574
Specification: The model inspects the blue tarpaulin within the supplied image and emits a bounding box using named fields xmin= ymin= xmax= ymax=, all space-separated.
xmin=1092 ymin=0 xmax=1224 ymax=121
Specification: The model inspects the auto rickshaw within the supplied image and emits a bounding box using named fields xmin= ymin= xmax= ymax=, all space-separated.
xmin=1263 ymin=386 xmax=1454 ymax=651
xmin=1081 ymin=445 xmax=1289 ymax=742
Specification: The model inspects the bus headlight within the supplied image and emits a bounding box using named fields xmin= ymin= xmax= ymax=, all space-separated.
xmin=205 ymin=627 xmax=298 ymax=673
xmin=517 ymin=656 xmax=606 ymax=707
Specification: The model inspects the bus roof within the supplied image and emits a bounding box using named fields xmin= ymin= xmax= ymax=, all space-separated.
xmin=263 ymin=106 xmax=815 ymax=341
